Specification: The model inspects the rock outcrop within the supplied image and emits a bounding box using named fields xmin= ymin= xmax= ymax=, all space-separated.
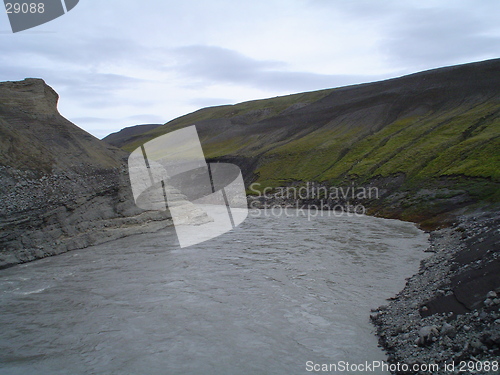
xmin=0 ymin=78 xmax=206 ymax=269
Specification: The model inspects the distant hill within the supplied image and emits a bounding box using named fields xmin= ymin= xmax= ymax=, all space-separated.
xmin=114 ymin=59 xmax=500 ymax=225
xmin=102 ymin=124 xmax=162 ymax=148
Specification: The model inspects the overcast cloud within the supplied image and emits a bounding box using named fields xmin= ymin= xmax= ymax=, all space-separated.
xmin=1 ymin=0 xmax=498 ymax=138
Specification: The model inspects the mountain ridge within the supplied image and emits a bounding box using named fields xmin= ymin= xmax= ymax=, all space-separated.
xmin=110 ymin=59 xmax=500 ymax=226
xmin=102 ymin=123 xmax=162 ymax=148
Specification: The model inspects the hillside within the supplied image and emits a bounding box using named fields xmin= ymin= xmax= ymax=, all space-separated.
xmin=0 ymin=79 xmax=128 ymax=215
xmin=115 ymin=59 xmax=500 ymax=226
xmin=0 ymin=79 xmax=203 ymax=268
xmin=0 ymin=79 xmax=124 ymax=174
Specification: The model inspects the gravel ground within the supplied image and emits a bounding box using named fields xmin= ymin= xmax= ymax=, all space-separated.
xmin=371 ymin=210 xmax=500 ymax=375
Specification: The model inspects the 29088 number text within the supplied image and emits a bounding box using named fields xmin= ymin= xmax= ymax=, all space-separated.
xmin=5 ymin=3 xmax=45 ymax=14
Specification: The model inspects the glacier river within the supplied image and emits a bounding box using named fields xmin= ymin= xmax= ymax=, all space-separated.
xmin=0 ymin=210 xmax=429 ymax=375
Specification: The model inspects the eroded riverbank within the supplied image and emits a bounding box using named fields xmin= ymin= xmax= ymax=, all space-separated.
xmin=371 ymin=210 xmax=500 ymax=375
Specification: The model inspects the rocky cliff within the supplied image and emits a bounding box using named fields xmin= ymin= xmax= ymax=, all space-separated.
xmin=0 ymin=78 xmax=205 ymax=269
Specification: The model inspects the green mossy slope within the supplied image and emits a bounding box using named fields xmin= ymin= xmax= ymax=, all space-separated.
xmin=116 ymin=59 xmax=500 ymax=224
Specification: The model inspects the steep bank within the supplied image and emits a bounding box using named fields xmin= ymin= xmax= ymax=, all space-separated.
xmin=0 ymin=79 xmax=206 ymax=269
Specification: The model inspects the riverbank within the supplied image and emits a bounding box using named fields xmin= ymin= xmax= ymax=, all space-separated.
xmin=0 ymin=165 xmax=209 ymax=270
xmin=371 ymin=208 xmax=500 ymax=374
xmin=248 ymin=194 xmax=499 ymax=372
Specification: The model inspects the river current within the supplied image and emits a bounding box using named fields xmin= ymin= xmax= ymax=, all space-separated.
xmin=0 ymin=210 xmax=429 ymax=375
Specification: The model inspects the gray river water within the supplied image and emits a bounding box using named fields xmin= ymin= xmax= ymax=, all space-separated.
xmin=0 ymin=210 xmax=429 ymax=375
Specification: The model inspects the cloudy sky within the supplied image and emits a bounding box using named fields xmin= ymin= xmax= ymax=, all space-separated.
xmin=1 ymin=0 xmax=498 ymax=138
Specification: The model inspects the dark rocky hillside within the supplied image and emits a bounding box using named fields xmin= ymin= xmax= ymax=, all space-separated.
xmin=0 ymin=79 xmax=203 ymax=269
